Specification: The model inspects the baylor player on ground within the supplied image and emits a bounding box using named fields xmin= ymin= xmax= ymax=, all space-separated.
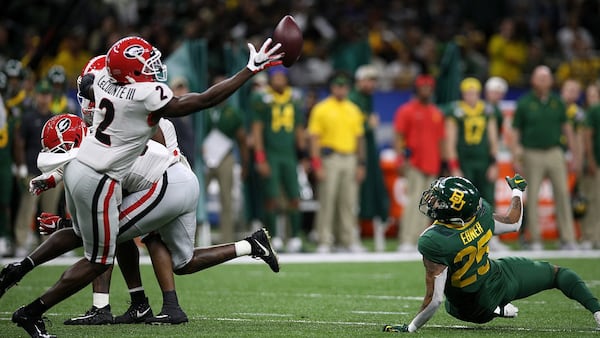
xmin=383 ymin=174 xmax=600 ymax=332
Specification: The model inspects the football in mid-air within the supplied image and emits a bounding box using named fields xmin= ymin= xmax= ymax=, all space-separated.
xmin=272 ymin=15 xmax=303 ymax=67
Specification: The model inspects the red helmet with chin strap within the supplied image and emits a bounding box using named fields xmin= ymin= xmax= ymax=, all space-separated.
xmin=106 ymin=36 xmax=167 ymax=84
xmin=41 ymin=114 xmax=88 ymax=153
xmin=78 ymin=55 xmax=106 ymax=125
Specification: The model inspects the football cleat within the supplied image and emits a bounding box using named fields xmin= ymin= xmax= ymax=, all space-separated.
xmin=12 ymin=306 xmax=56 ymax=338
xmin=494 ymin=303 xmax=519 ymax=318
xmin=246 ymin=228 xmax=280 ymax=273
xmin=113 ymin=298 xmax=153 ymax=324
xmin=145 ymin=307 xmax=188 ymax=325
xmin=64 ymin=305 xmax=113 ymax=325
xmin=382 ymin=324 xmax=409 ymax=332
xmin=0 ymin=262 xmax=26 ymax=298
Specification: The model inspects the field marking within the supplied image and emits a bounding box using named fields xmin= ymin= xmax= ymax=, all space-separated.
xmin=187 ymin=315 xmax=598 ymax=333
xmin=3 ymin=250 xmax=600 ymax=266
xmin=233 ymin=312 xmax=293 ymax=317
xmin=351 ymin=310 xmax=409 ymax=315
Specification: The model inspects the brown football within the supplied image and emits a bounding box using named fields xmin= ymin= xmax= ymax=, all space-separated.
xmin=272 ymin=15 xmax=303 ymax=67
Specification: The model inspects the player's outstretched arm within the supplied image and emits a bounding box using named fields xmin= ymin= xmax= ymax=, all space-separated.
xmin=493 ymin=173 xmax=527 ymax=234
xmin=155 ymin=38 xmax=282 ymax=120
xmin=384 ymin=258 xmax=447 ymax=333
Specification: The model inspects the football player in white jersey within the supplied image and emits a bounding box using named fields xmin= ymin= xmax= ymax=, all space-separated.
xmin=5 ymin=35 xmax=283 ymax=338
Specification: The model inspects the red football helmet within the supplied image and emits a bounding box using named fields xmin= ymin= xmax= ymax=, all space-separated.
xmin=78 ymin=55 xmax=106 ymax=125
xmin=41 ymin=114 xmax=88 ymax=153
xmin=106 ymin=36 xmax=167 ymax=84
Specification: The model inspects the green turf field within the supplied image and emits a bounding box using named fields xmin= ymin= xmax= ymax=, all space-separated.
xmin=1 ymin=257 xmax=599 ymax=337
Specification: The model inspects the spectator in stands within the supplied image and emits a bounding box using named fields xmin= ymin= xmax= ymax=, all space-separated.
xmin=582 ymin=83 xmax=600 ymax=250
xmin=393 ymin=75 xmax=444 ymax=252
xmin=308 ymin=71 xmax=366 ymax=253
xmin=169 ymin=77 xmax=196 ymax=169
xmin=555 ymin=35 xmax=600 ymax=87
xmin=511 ymin=65 xmax=578 ymax=250
xmin=349 ymin=65 xmax=389 ymax=241
xmin=382 ymin=45 xmax=422 ymax=91
xmin=47 ymin=27 xmax=92 ymax=90
xmin=557 ymin=13 xmax=595 ymax=61
xmin=13 ymin=79 xmax=63 ymax=257
xmin=487 ymin=18 xmax=528 ymax=86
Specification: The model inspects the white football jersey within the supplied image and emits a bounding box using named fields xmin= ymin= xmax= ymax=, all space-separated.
xmin=121 ymin=139 xmax=172 ymax=193
xmin=77 ymin=68 xmax=174 ymax=180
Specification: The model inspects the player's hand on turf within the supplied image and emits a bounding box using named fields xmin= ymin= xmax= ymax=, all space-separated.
xmin=505 ymin=173 xmax=527 ymax=191
xmin=37 ymin=212 xmax=62 ymax=235
xmin=382 ymin=324 xmax=409 ymax=333
xmin=246 ymin=38 xmax=283 ymax=73
xmin=29 ymin=172 xmax=59 ymax=196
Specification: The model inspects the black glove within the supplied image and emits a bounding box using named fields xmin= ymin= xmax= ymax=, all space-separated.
xmin=77 ymin=73 xmax=95 ymax=100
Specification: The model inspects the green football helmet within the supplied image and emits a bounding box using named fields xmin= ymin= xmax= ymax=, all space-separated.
xmin=419 ymin=176 xmax=481 ymax=223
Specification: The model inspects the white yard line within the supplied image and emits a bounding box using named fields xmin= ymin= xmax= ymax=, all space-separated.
xmin=3 ymin=250 xmax=600 ymax=266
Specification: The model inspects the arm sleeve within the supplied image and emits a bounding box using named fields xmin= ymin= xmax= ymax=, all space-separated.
xmin=408 ymin=267 xmax=448 ymax=332
xmin=493 ymin=189 xmax=523 ymax=234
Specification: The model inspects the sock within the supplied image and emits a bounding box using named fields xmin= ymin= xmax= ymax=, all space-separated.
xmin=556 ymin=267 xmax=600 ymax=313
xmin=24 ymin=298 xmax=48 ymax=317
xmin=289 ymin=209 xmax=301 ymax=237
xmin=235 ymin=240 xmax=252 ymax=256
xmin=93 ymin=292 xmax=110 ymax=308
xmin=595 ymin=311 xmax=600 ymax=325
xmin=129 ymin=287 xmax=146 ymax=304
xmin=162 ymin=290 xmax=179 ymax=310
xmin=21 ymin=256 xmax=35 ymax=273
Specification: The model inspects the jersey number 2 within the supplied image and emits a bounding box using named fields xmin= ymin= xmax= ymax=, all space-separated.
xmin=451 ymin=230 xmax=492 ymax=288
xmin=95 ymin=98 xmax=115 ymax=146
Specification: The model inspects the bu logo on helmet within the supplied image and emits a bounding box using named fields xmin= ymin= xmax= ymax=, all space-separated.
xmin=124 ymin=45 xmax=145 ymax=59
xmin=449 ymin=189 xmax=466 ymax=211
xmin=56 ymin=117 xmax=72 ymax=133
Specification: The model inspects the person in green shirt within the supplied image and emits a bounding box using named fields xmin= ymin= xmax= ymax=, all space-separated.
xmin=349 ymin=65 xmax=389 ymax=242
xmin=250 ymin=66 xmax=306 ymax=252
xmin=582 ymin=83 xmax=600 ymax=249
xmin=203 ymin=75 xmax=249 ymax=243
xmin=383 ymin=175 xmax=600 ymax=333
xmin=511 ymin=65 xmax=578 ymax=250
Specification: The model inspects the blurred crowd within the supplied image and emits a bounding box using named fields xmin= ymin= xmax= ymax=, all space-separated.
xmin=1 ymin=0 xmax=600 ymax=256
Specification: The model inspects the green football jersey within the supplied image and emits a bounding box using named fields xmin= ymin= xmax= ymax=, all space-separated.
xmin=445 ymin=100 xmax=495 ymax=161
xmin=418 ymin=200 xmax=504 ymax=311
xmin=251 ymin=87 xmax=303 ymax=157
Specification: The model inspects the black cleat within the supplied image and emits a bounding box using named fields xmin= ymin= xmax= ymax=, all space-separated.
xmin=246 ymin=228 xmax=280 ymax=273
xmin=64 ymin=305 xmax=113 ymax=325
xmin=113 ymin=298 xmax=153 ymax=324
xmin=12 ymin=306 xmax=56 ymax=338
xmin=0 ymin=262 xmax=26 ymax=298
xmin=145 ymin=306 xmax=188 ymax=325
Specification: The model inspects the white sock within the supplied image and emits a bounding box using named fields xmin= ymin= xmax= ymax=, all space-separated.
xmin=235 ymin=240 xmax=252 ymax=256
xmin=594 ymin=311 xmax=600 ymax=325
xmin=93 ymin=292 xmax=110 ymax=308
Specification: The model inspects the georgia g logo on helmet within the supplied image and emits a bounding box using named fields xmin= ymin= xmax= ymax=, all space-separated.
xmin=124 ymin=45 xmax=146 ymax=60
xmin=56 ymin=117 xmax=72 ymax=134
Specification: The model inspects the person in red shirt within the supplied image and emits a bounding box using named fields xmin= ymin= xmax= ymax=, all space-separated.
xmin=393 ymin=75 xmax=445 ymax=252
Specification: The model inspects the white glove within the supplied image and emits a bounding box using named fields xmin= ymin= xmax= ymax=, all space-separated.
xmin=246 ymin=38 xmax=284 ymax=73
xmin=29 ymin=172 xmax=63 ymax=196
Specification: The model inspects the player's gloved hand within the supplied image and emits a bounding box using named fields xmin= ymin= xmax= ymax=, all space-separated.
xmin=37 ymin=212 xmax=62 ymax=235
xmin=505 ymin=173 xmax=527 ymax=191
xmin=246 ymin=38 xmax=284 ymax=73
xmin=77 ymin=73 xmax=95 ymax=100
xmin=29 ymin=172 xmax=60 ymax=196
xmin=382 ymin=324 xmax=409 ymax=333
